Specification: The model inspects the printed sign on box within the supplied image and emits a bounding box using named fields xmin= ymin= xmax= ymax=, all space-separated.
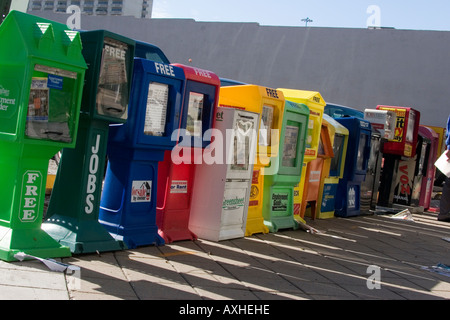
xmin=170 ymin=180 xmax=188 ymax=194
xmin=131 ymin=180 xmax=151 ymax=202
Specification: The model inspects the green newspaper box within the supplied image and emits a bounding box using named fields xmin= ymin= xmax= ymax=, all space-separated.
xmin=0 ymin=11 xmax=86 ymax=261
xmin=42 ymin=30 xmax=135 ymax=254
xmin=262 ymin=100 xmax=309 ymax=232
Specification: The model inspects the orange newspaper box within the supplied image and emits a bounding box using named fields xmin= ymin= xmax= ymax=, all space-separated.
xmin=301 ymin=121 xmax=334 ymax=218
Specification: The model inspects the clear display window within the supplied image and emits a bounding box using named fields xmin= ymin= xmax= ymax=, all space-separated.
xmin=259 ymin=105 xmax=274 ymax=146
xmin=230 ymin=118 xmax=255 ymax=171
xmin=406 ymin=112 xmax=416 ymax=143
xmin=318 ymin=134 xmax=325 ymax=156
xmin=26 ymin=64 xmax=78 ymax=142
xmin=356 ymin=134 xmax=368 ymax=170
xmin=144 ymin=82 xmax=169 ymax=136
xmin=186 ymin=92 xmax=204 ymax=137
xmin=282 ymin=125 xmax=299 ymax=167
xmin=306 ymin=119 xmax=315 ymax=149
xmin=367 ymin=137 xmax=381 ymax=171
xmin=96 ymin=37 xmax=130 ymax=119
xmin=330 ymin=133 xmax=345 ymax=173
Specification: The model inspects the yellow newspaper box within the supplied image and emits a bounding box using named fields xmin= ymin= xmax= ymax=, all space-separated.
xmin=218 ymin=85 xmax=284 ymax=236
xmin=313 ymin=114 xmax=349 ymax=219
xmin=278 ymin=89 xmax=325 ymax=219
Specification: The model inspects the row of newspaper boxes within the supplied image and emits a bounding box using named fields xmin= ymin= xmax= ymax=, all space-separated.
xmin=0 ymin=12 xmax=445 ymax=261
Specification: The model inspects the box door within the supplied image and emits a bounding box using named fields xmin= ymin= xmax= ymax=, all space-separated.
xmin=226 ymin=111 xmax=259 ymax=181
xmin=26 ymin=64 xmax=79 ymax=143
xmin=221 ymin=183 xmax=248 ymax=229
xmin=96 ymin=37 xmax=131 ymax=120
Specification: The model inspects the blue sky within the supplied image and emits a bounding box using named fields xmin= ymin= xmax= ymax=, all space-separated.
xmin=152 ymin=0 xmax=450 ymax=31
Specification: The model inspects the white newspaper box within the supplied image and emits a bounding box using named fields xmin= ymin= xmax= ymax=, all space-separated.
xmin=364 ymin=109 xmax=397 ymax=140
xmin=189 ymin=107 xmax=259 ymax=241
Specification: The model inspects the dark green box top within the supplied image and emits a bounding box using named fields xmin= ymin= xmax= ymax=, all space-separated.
xmin=79 ymin=29 xmax=136 ymax=123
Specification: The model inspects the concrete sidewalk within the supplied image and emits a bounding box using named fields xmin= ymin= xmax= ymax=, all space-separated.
xmin=1 ymin=211 xmax=450 ymax=301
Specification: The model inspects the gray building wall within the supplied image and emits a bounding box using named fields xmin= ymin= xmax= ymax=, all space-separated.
xmin=30 ymin=11 xmax=450 ymax=128
xmin=28 ymin=0 xmax=153 ymax=19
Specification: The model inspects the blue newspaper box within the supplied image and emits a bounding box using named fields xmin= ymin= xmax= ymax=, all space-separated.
xmin=98 ymin=58 xmax=186 ymax=248
xmin=324 ymin=103 xmax=364 ymax=119
xmin=335 ymin=117 xmax=372 ymax=217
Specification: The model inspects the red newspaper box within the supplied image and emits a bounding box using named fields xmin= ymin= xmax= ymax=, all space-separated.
xmin=418 ymin=126 xmax=439 ymax=210
xmin=376 ymin=106 xmax=421 ymax=209
xmin=156 ymin=64 xmax=220 ymax=243
xmin=376 ymin=106 xmax=420 ymax=158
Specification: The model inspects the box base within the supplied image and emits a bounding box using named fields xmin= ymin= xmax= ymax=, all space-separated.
xmin=0 ymin=225 xmax=71 ymax=262
xmin=245 ymin=217 xmax=269 ymax=236
xmin=42 ymin=216 xmax=126 ymax=254
xmin=264 ymin=217 xmax=299 ymax=233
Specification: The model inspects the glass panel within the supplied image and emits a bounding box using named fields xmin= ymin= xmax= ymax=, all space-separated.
xmin=356 ymin=134 xmax=368 ymax=170
xmin=259 ymin=105 xmax=274 ymax=146
xmin=385 ymin=111 xmax=395 ymax=137
xmin=282 ymin=125 xmax=299 ymax=167
xmin=306 ymin=118 xmax=314 ymax=149
xmin=230 ymin=118 xmax=255 ymax=171
xmin=406 ymin=111 xmax=416 ymax=143
xmin=367 ymin=137 xmax=381 ymax=172
xmin=186 ymin=92 xmax=204 ymax=137
xmin=330 ymin=133 xmax=345 ymax=174
xmin=96 ymin=37 xmax=130 ymax=119
xmin=144 ymin=82 xmax=169 ymax=136
xmin=417 ymin=142 xmax=428 ymax=174
xmin=317 ymin=134 xmax=325 ymax=156
xmin=26 ymin=65 xmax=78 ymax=143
